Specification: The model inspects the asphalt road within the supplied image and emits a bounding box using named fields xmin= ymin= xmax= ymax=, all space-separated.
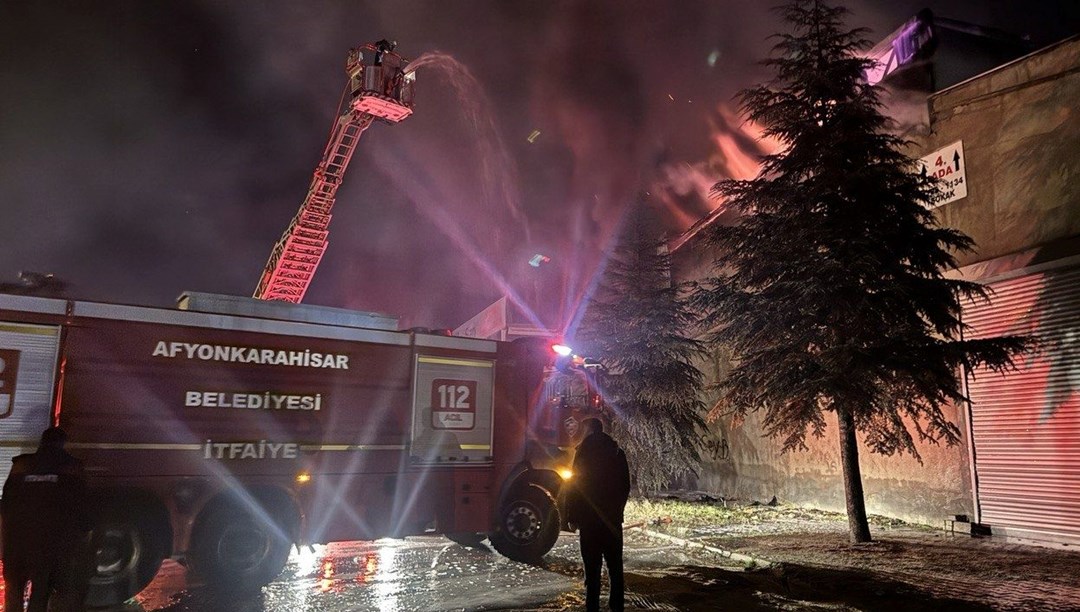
xmin=125 ymin=531 xmax=741 ymax=611
xmin=5 ymin=529 xmax=996 ymax=611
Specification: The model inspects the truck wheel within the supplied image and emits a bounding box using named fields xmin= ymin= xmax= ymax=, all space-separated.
xmin=85 ymin=505 xmax=168 ymax=608
xmin=189 ymin=499 xmax=295 ymax=594
xmin=489 ymin=484 xmax=560 ymax=563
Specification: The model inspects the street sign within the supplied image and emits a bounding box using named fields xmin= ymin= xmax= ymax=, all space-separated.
xmin=918 ymin=140 xmax=967 ymax=209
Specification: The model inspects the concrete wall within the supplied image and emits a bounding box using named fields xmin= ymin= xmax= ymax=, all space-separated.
xmin=925 ymin=36 xmax=1080 ymax=266
xmin=691 ymin=346 xmax=975 ymax=524
xmin=673 ymin=36 xmax=1080 ymax=526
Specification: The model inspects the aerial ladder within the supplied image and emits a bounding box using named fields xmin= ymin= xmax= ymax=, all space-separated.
xmin=254 ymin=40 xmax=415 ymax=302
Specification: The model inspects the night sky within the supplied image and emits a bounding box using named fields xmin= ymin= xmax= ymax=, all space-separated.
xmin=1 ymin=1 xmax=1076 ymax=329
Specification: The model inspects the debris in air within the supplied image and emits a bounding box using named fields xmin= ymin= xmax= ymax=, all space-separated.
xmin=528 ymin=254 xmax=551 ymax=268
xmin=527 ymin=129 xmax=542 ymax=143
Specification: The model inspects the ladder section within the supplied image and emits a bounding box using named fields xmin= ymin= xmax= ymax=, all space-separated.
xmin=254 ymin=112 xmax=375 ymax=302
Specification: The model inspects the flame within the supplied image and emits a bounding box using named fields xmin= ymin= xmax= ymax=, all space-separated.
xmin=654 ymin=104 xmax=783 ymax=233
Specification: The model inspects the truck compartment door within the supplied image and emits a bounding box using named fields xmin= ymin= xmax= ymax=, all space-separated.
xmin=410 ymin=355 xmax=494 ymax=464
xmin=0 ymin=322 xmax=61 ymax=492
xmin=450 ymin=469 xmax=492 ymax=533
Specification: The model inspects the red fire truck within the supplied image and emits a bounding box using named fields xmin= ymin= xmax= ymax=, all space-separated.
xmin=0 ymin=292 xmax=602 ymax=606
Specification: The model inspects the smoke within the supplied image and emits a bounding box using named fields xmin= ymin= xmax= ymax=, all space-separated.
xmin=1 ymin=0 xmax=1071 ymax=327
xmin=653 ymin=104 xmax=785 ymax=234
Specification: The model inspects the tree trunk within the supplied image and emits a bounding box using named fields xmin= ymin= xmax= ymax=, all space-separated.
xmin=837 ymin=405 xmax=872 ymax=543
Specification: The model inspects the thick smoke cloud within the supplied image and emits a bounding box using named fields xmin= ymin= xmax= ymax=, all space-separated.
xmin=1 ymin=1 xmax=1075 ymax=328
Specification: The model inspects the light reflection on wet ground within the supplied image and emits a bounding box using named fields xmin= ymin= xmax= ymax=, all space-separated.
xmin=133 ymin=535 xmax=588 ymax=612
xmin=1 ymin=530 xmax=992 ymax=611
xmin=103 ymin=529 xmax=744 ymax=611
xmin=1 ymin=531 xmax=828 ymax=612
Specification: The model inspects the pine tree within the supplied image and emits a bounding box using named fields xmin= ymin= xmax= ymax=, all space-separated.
xmin=578 ymin=198 xmax=706 ymax=493
xmin=692 ymin=0 xmax=1029 ymax=542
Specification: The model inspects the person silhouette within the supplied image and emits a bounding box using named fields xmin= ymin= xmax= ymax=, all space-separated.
xmin=566 ymin=418 xmax=631 ymax=612
xmin=2 ymin=427 xmax=91 ymax=611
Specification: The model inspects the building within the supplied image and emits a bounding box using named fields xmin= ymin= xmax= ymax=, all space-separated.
xmin=930 ymin=36 xmax=1080 ymax=546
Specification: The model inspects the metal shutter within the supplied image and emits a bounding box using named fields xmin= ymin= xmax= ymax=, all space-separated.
xmin=0 ymin=322 xmax=61 ymax=495
xmin=963 ymin=262 xmax=1080 ymax=545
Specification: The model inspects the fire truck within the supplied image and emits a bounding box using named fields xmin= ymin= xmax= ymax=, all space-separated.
xmin=0 ymin=292 xmax=603 ymax=606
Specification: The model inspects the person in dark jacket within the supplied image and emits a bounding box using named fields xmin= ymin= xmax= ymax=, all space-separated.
xmin=2 ymin=427 xmax=91 ymax=612
xmin=566 ymin=418 xmax=631 ymax=612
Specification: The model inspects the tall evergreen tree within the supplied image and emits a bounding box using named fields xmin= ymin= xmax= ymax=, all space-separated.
xmin=692 ymin=0 xmax=1029 ymax=542
xmin=578 ymin=198 xmax=706 ymax=493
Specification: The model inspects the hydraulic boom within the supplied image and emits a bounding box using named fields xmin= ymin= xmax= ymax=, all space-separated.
xmin=254 ymin=40 xmax=415 ymax=302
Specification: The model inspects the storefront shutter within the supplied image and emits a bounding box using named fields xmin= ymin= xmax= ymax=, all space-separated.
xmin=963 ymin=262 xmax=1080 ymax=545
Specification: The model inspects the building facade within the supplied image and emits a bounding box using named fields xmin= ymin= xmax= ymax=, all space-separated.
xmin=673 ymin=35 xmax=1080 ymax=542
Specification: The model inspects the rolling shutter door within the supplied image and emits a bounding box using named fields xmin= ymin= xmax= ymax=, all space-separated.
xmin=0 ymin=322 xmax=61 ymax=495
xmin=963 ymin=262 xmax=1080 ymax=545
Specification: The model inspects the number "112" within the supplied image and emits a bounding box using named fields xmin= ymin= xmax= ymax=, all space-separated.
xmin=437 ymin=384 xmax=471 ymax=409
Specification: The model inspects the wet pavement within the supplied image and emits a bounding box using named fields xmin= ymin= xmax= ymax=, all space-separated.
xmin=124 ymin=530 xmax=726 ymax=612
xmin=135 ymin=535 xmax=581 ymax=611
xmin=4 ymin=525 xmax=1065 ymax=611
xmin=1 ymin=529 xmax=760 ymax=611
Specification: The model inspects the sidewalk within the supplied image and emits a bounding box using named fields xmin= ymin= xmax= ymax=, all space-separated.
xmin=628 ymin=498 xmax=1080 ymax=612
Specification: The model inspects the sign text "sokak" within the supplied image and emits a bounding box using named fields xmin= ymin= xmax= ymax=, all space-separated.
xmin=153 ymin=341 xmax=349 ymax=369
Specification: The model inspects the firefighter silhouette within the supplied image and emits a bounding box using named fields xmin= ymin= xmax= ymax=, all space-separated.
xmin=2 ymin=427 xmax=92 ymax=612
xmin=373 ymin=39 xmax=396 ymax=66
xmin=566 ymin=418 xmax=631 ymax=612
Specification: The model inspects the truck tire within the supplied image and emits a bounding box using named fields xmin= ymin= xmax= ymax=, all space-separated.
xmin=85 ymin=503 xmax=168 ymax=608
xmin=489 ymin=484 xmax=560 ymax=563
xmin=189 ymin=498 xmax=296 ymax=594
